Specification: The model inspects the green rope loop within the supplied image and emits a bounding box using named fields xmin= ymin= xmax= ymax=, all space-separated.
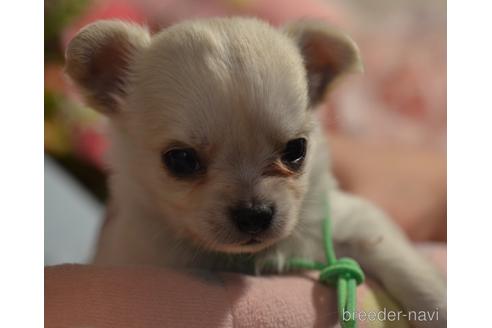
xmin=284 ymin=198 xmax=365 ymax=328
xmin=319 ymin=258 xmax=364 ymax=286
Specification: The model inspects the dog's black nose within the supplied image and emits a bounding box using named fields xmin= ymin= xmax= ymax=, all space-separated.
xmin=230 ymin=204 xmax=275 ymax=234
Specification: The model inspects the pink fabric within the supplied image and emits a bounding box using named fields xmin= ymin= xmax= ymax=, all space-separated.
xmin=45 ymin=265 xmax=234 ymax=328
xmin=45 ymin=244 xmax=445 ymax=328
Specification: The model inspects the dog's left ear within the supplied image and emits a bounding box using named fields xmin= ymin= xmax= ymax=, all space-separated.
xmin=284 ymin=20 xmax=363 ymax=107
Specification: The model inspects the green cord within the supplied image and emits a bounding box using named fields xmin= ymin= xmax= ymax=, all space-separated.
xmin=284 ymin=200 xmax=365 ymax=328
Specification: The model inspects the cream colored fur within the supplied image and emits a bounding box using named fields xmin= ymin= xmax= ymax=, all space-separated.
xmin=65 ymin=17 xmax=446 ymax=327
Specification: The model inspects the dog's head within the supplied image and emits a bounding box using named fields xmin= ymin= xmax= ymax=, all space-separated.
xmin=65 ymin=18 xmax=361 ymax=254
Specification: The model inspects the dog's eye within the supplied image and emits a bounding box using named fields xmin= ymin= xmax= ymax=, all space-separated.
xmin=281 ymin=138 xmax=307 ymax=170
xmin=162 ymin=148 xmax=203 ymax=177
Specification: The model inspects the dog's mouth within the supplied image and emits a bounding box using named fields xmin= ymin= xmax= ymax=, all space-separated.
xmin=203 ymin=233 xmax=278 ymax=254
xmin=202 ymin=220 xmax=285 ymax=253
xmin=241 ymin=238 xmax=262 ymax=246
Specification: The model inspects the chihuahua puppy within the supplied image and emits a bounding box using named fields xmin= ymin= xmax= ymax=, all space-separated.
xmin=65 ymin=17 xmax=446 ymax=327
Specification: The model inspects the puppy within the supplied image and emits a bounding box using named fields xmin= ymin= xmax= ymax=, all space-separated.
xmin=65 ymin=17 xmax=446 ymax=327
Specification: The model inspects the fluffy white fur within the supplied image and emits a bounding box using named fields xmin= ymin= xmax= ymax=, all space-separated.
xmin=65 ymin=17 xmax=446 ymax=327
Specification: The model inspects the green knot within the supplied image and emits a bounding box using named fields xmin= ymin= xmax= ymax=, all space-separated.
xmin=319 ymin=257 xmax=365 ymax=286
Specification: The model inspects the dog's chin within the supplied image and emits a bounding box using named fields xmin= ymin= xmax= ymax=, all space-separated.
xmin=213 ymin=242 xmax=271 ymax=254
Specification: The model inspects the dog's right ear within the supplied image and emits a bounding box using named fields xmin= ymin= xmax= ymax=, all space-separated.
xmin=65 ymin=20 xmax=150 ymax=115
xmin=283 ymin=20 xmax=362 ymax=108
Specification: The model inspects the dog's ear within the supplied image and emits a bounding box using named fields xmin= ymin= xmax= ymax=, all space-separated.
xmin=65 ymin=20 xmax=151 ymax=114
xmin=284 ymin=20 xmax=362 ymax=107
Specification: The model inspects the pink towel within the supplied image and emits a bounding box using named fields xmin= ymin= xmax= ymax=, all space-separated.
xmin=45 ymin=244 xmax=446 ymax=328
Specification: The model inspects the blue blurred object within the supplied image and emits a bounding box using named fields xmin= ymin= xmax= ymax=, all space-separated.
xmin=45 ymin=156 xmax=103 ymax=265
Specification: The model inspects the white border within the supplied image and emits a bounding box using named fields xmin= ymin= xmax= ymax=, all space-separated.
xmin=0 ymin=0 xmax=490 ymax=326
xmin=448 ymin=0 xmax=492 ymax=327
xmin=0 ymin=0 xmax=44 ymax=326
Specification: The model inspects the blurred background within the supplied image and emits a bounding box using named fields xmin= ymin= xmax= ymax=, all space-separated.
xmin=44 ymin=0 xmax=446 ymax=265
